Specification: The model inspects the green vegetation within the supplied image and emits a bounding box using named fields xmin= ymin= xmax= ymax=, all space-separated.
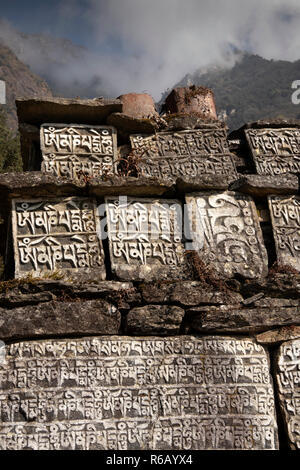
xmin=0 ymin=106 xmax=22 ymax=172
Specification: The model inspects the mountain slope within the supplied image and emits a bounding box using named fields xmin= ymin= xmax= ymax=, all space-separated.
xmin=0 ymin=44 xmax=52 ymax=131
xmin=166 ymin=54 xmax=300 ymax=130
xmin=0 ymin=18 xmax=108 ymax=99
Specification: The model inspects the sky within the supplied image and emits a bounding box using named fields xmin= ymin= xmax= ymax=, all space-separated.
xmin=1 ymin=0 xmax=300 ymax=99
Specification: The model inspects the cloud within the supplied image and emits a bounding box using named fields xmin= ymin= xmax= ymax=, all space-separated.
xmin=1 ymin=0 xmax=300 ymax=100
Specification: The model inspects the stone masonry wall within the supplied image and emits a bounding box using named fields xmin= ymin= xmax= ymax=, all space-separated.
xmin=0 ymin=87 xmax=300 ymax=450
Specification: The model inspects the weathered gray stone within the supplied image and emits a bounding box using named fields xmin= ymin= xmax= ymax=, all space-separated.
xmin=229 ymin=174 xmax=299 ymax=197
xmin=16 ymin=97 xmax=122 ymax=171
xmin=245 ymin=127 xmax=300 ymax=176
xmin=88 ymin=175 xmax=176 ymax=197
xmin=176 ymin=175 xmax=235 ymax=192
xmin=256 ymin=326 xmax=300 ymax=345
xmin=129 ymin=129 xmax=237 ymax=182
xmin=186 ymin=191 xmax=268 ymax=279
xmin=105 ymin=197 xmax=189 ymax=281
xmin=0 ymin=172 xmax=87 ymax=200
xmin=242 ymin=273 xmax=300 ymax=298
xmin=162 ymin=113 xmax=224 ymax=131
xmin=117 ymin=93 xmax=158 ymax=119
xmin=0 ymin=291 xmax=56 ymax=307
xmin=268 ymin=195 xmax=300 ymax=273
xmin=186 ymin=304 xmax=300 ymax=334
xmin=125 ymin=305 xmax=184 ymax=335
xmin=0 ymin=300 xmax=120 ymax=341
xmin=16 ymin=97 xmax=122 ymax=127
xmin=0 ymin=172 xmax=176 ymax=202
xmin=11 ymin=197 xmax=106 ymax=280
xmin=0 ymin=336 xmax=278 ymax=450
xmin=275 ymin=339 xmax=300 ymax=449
xmin=140 ymin=281 xmax=243 ymax=306
xmin=40 ymin=124 xmax=118 ymax=180
xmin=0 ymin=280 xmax=138 ymax=307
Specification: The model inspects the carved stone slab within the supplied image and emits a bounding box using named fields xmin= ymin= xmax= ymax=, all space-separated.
xmin=12 ymin=197 xmax=106 ymax=280
xmin=268 ymin=195 xmax=300 ymax=272
xmin=40 ymin=124 xmax=117 ymax=179
xmin=186 ymin=191 xmax=268 ymax=279
xmin=0 ymin=336 xmax=278 ymax=450
xmin=275 ymin=339 xmax=300 ymax=449
xmin=245 ymin=128 xmax=300 ymax=175
xmin=105 ymin=197 xmax=187 ymax=281
xmin=130 ymin=130 xmax=237 ymax=180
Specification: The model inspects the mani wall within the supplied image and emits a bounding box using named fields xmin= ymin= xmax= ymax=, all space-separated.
xmin=0 ymin=87 xmax=300 ymax=450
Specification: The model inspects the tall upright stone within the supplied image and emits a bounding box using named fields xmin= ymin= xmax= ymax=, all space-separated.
xmin=186 ymin=191 xmax=268 ymax=279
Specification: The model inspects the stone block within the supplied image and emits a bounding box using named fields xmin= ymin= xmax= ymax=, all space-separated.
xmin=139 ymin=281 xmax=243 ymax=306
xmin=275 ymin=339 xmax=300 ymax=449
xmin=40 ymin=124 xmax=118 ymax=179
xmin=129 ymin=129 xmax=237 ymax=181
xmin=0 ymin=300 xmax=120 ymax=341
xmin=245 ymin=127 xmax=300 ymax=176
xmin=0 ymin=336 xmax=278 ymax=450
xmin=16 ymin=97 xmax=122 ymax=171
xmin=268 ymin=195 xmax=300 ymax=272
xmin=256 ymin=326 xmax=300 ymax=345
xmin=185 ymin=191 xmax=268 ymax=279
xmin=186 ymin=304 xmax=300 ymax=334
xmin=125 ymin=305 xmax=184 ymax=335
xmin=105 ymin=197 xmax=188 ymax=281
xmin=11 ymin=197 xmax=106 ymax=280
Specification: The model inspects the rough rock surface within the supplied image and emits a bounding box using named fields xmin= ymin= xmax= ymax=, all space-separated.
xmin=162 ymin=113 xmax=223 ymax=131
xmin=275 ymin=339 xmax=300 ymax=449
xmin=0 ymin=300 xmax=121 ymax=341
xmin=229 ymin=174 xmax=299 ymax=197
xmin=256 ymin=326 xmax=300 ymax=345
xmin=117 ymin=93 xmax=158 ymax=119
xmin=126 ymin=305 xmax=184 ymax=335
xmin=0 ymin=336 xmax=278 ymax=450
xmin=185 ymin=303 xmax=300 ymax=334
xmin=140 ymin=281 xmax=242 ymax=306
xmin=16 ymin=97 xmax=122 ymax=127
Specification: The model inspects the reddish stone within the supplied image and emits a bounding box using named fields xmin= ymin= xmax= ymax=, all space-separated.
xmin=164 ymin=86 xmax=217 ymax=120
xmin=118 ymin=93 xmax=158 ymax=119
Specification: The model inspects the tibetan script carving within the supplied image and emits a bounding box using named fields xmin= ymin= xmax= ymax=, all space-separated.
xmin=276 ymin=339 xmax=300 ymax=449
xmin=130 ymin=130 xmax=237 ymax=180
xmin=0 ymin=336 xmax=278 ymax=450
xmin=105 ymin=197 xmax=187 ymax=281
xmin=245 ymin=128 xmax=300 ymax=176
xmin=186 ymin=191 xmax=268 ymax=279
xmin=40 ymin=124 xmax=117 ymax=179
xmin=268 ymin=195 xmax=300 ymax=272
xmin=12 ymin=197 xmax=105 ymax=279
